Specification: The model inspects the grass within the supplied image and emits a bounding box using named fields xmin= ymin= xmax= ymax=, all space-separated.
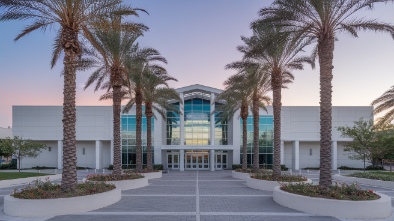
xmin=347 ymin=171 xmax=394 ymax=181
xmin=0 ymin=172 xmax=51 ymax=181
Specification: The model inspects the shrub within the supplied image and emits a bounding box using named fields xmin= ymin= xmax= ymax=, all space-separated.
xmin=338 ymin=166 xmax=385 ymax=170
xmin=77 ymin=166 xmax=92 ymax=170
xmin=12 ymin=178 xmax=115 ymax=199
xmin=232 ymin=164 xmax=242 ymax=170
xmin=251 ymin=172 xmax=307 ymax=182
xmin=281 ymin=164 xmax=288 ymax=171
xmin=108 ymin=165 xmax=113 ymax=170
xmin=32 ymin=166 xmax=56 ymax=170
xmin=153 ymin=164 xmax=163 ymax=170
xmin=280 ymin=183 xmax=379 ymax=201
xmin=86 ymin=173 xmax=144 ymax=182
xmin=347 ymin=172 xmax=394 ymax=181
xmin=303 ymin=167 xmax=320 ymax=170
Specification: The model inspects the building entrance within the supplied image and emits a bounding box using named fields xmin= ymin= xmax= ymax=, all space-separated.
xmin=185 ymin=151 xmax=210 ymax=170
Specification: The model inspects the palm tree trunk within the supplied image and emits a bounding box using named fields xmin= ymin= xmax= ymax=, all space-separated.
xmin=272 ymin=71 xmax=282 ymax=179
xmin=145 ymin=103 xmax=153 ymax=171
xmin=61 ymin=28 xmax=80 ymax=192
xmin=135 ymin=87 xmax=143 ymax=172
xmin=112 ymin=83 xmax=122 ymax=175
xmin=318 ymin=36 xmax=335 ymax=188
xmin=252 ymin=93 xmax=259 ymax=170
xmin=241 ymin=101 xmax=248 ymax=170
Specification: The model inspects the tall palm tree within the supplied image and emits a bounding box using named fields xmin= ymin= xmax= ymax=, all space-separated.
xmin=125 ymin=45 xmax=168 ymax=171
xmin=84 ymin=16 xmax=147 ymax=175
xmin=0 ymin=0 xmax=136 ymax=191
xmin=225 ymin=62 xmax=271 ymax=170
xmin=256 ymin=0 xmax=394 ymax=188
xmin=141 ymin=72 xmax=181 ymax=170
xmin=238 ymin=25 xmax=312 ymax=177
xmin=372 ymin=86 xmax=394 ymax=126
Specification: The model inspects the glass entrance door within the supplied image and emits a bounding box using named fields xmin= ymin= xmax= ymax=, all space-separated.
xmin=215 ymin=152 xmax=228 ymax=170
xmin=185 ymin=151 xmax=210 ymax=170
xmin=167 ymin=151 xmax=179 ymax=169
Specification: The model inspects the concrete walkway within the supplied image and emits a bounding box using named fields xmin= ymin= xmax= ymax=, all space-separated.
xmin=0 ymin=170 xmax=393 ymax=221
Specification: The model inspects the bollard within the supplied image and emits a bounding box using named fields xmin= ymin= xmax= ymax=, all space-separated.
xmin=38 ymin=170 xmax=41 ymax=173
xmin=338 ymin=169 xmax=341 ymax=175
xmin=103 ymin=169 xmax=105 ymax=174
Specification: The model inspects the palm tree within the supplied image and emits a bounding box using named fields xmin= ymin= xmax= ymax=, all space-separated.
xmin=238 ymin=25 xmax=312 ymax=177
xmin=372 ymin=86 xmax=394 ymax=126
xmin=141 ymin=72 xmax=181 ymax=170
xmin=225 ymin=62 xmax=271 ymax=170
xmin=0 ymin=0 xmax=136 ymax=191
xmin=256 ymin=0 xmax=394 ymax=188
xmin=84 ymin=16 xmax=147 ymax=175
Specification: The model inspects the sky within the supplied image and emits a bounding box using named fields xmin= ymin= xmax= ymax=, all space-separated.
xmin=1 ymin=0 xmax=394 ymax=128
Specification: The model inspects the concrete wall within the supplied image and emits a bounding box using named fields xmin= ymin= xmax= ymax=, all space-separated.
xmin=20 ymin=141 xmax=58 ymax=168
xmin=0 ymin=127 xmax=12 ymax=139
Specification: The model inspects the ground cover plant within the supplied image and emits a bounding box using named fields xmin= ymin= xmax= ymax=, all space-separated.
xmin=234 ymin=168 xmax=272 ymax=173
xmin=86 ymin=173 xmax=143 ymax=181
xmin=12 ymin=179 xmax=115 ymax=199
xmin=0 ymin=172 xmax=51 ymax=181
xmin=281 ymin=183 xmax=379 ymax=201
xmin=124 ymin=168 xmax=160 ymax=173
xmin=347 ymin=172 xmax=394 ymax=182
xmin=251 ymin=173 xmax=307 ymax=182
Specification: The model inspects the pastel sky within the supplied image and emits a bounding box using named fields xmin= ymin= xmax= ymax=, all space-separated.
xmin=1 ymin=0 xmax=394 ymax=128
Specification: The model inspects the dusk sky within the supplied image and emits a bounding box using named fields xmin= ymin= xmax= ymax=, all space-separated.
xmin=1 ymin=0 xmax=394 ymax=128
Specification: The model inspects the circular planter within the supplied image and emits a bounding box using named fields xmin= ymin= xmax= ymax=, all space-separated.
xmin=4 ymin=187 xmax=121 ymax=217
xmin=232 ymin=171 xmax=250 ymax=180
xmin=333 ymin=174 xmax=394 ymax=189
xmin=273 ymin=186 xmax=392 ymax=219
xmin=142 ymin=171 xmax=162 ymax=179
xmin=92 ymin=177 xmax=149 ymax=191
xmin=246 ymin=177 xmax=312 ymax=191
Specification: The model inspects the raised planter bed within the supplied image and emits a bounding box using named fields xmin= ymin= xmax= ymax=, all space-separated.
xmin=0 ymin=174 xmax=61 ymax=188
xmin=273 ymin=186 xmax=392 ymax=219
xmin=246 ymin=177 xmax=312 ymax=191
xmin=88 ymin=177 xmax=149 ymax=191
xmin=141 ymin=171 xmax=162 ymax=179
xmin=4 ymin=187 xmax=121 ymax=217
xmin=232 ymin=171 xmax=250 ymax=180
xmin=333 ymin=174 xmax=394 ymax=189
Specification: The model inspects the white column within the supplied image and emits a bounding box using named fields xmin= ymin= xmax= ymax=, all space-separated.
xmin=179 ymin=92 xmax=185 ymax=145
xmin=232 ymin=110 xmax=241 ymax=164
xmin=110 ymin=139 xmax=114 ymax=165
xmin=331 ymin=141 xmax=338 ymax=170
xmin=292 ymin=141 xmax=299 ymax=170
xmin=57 ymin=140 xmax=63 ymax=169
xmin=95 ymin=140 xmax=102 ymax=169
xmin=210 ymin=149 xmax=215 ymax=171
xmin=210 ymin=93 xmax=215 ymax=146
xmin=153 ymin=109 xmax=162 ymax=164
xmin=180 ymin=149 xmax=185 ymax=171
xmin=280 ymin=141 xmax=285 ymax=164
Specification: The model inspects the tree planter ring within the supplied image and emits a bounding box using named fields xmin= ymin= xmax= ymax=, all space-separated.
xmin=273 ymin=186 xmax=392 ymax=219
xmin=246 ymin=177 xmax=312 ymax=191
xmin=89 ymin=177 xmax=149 ymax=191
xmin=333 ymin=174 xmax=394 ymax=189
xmin=141 ymin=171 xmax=162 ymax=179
xmin=4 ymin=187 xmax=121 ymax=217
xmin=232 ymin=171 xmax=250 ymax=180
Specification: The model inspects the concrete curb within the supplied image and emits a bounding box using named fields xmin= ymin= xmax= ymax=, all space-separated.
xmin=273 ymin=186 xmax=392 ymax=219
xmin=142 ymin=171 xmax=162 ymax=179
xmin=4 ymin=187 xmax=121 ymax=217
xmin=246 ymin=177 xmax=312 ymax=191
xmin=232 ymin=171 xmax=250 ymax=180
xmin=0 ymin=174 xmax=61 ymax=188
xmin=333 ymin=174 xmax=394 ymax=189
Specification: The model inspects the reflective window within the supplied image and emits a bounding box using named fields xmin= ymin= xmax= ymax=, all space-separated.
xmin=184 ymin=98 xmax=210 ymax=145
xmin=166 ymin=102 xmax=180 ymax=145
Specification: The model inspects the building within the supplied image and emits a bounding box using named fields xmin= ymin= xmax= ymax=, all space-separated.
xmin=12 ymin=84 xmax=372 ymax=170
xmin=0 ymin=127 xmax=12 ymax=139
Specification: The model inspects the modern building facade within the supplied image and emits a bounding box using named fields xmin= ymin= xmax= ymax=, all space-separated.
xmin=0 ymin=127 xmax=12 ymax=139
xmin=12 ymin=84 xmax=372 ymax=170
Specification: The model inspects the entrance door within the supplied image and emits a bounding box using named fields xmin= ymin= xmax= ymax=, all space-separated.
xmin=215 ymin=152 xmax=228 ymax=170
xmin=185 ymin=151 xmax=210 ymax=170
xmin=167 ymin=152 xmax=179 ymax=169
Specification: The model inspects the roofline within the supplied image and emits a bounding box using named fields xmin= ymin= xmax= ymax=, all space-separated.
xmin=175 ymin=84 xmax=223 ymax=94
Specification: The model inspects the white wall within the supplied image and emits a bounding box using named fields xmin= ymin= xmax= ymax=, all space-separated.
xmin=76 ymin=141 xmax=96 ymax=168
xmin=0 ymin=127 xmax=12 ymax=139
xmin=337 ymin=142 xmax=367 ymax=168
xmin=20 ymin=141 xmax=58 ymax=169
xmin=299 ymin=142 xmax=320 ymax=168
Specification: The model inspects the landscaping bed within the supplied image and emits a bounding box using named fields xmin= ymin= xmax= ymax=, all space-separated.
xmin=251 ymin=173 xmax=306 ymax=182
xmin=86 ymin=173 xmax=148 ymax=191
xmin=347 ymin=171 xmax=394 ymax=181
xmin=247 ymin=174 xmax=310 ymax=191
xmin=0 ymin=172 xmax=51 ymax=181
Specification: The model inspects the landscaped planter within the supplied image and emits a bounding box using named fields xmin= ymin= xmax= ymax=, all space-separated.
xmin=246 ymin=177 xmax=312 ymax=191
xmin=232 ymin=171 xmax=250 ymax=180
xmin=102 ymin=177 xmax=149 ymax=191
xmin=0 ymin=174 xmax=61 ymax=188
xmin=273 ymin=186 xmax=392 ymax=219
xmin=142 ymin=171 xmax=162 ymax=179
xmin=4 ymin=187 xmax=121 ymax=217
xmin=333 ymin=174 xmax=394 ymax=189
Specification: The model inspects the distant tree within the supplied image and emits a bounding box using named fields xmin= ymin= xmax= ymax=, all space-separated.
xmin=372 ymin=86 xmax=394 ymax=126
xmin=1 ymin=136 xmax=46 ymax=172
xmin=374 ymin=127 xmax=394 ymax=171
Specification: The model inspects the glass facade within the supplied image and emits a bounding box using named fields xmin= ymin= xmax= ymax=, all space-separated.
xmin=240 ymin=116 xmax=274 ymax=168
xmin=166 ymin=102 xmax=180 ymax=145
xmin=184 ymin=98 xmax=211 ymax=145
xmin=121 ymin=113 xmax=154 ymax=168
xmin=214 ymin=103 xmax=228 ymax=145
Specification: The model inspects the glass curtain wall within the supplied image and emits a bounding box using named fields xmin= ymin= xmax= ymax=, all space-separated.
xmin=214 ymin=103 xmax=228 ymax=145
xmin=240 ymin=116 xmax=273 ymax=168
xmin=184 ymin=98 xmax=210 ymax=145
xmin=121 ymin=113 xmax=154 ymax=168
xmin=166 ymin=102 xmax=180 ymax=145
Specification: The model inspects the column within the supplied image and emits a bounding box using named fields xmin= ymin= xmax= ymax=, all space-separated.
xmin=95 ymin=140 xmax=102 ymax=169
xmin=210 ymin=149 xmax=215 ymax=171
xmin=179 ymin=92 xmax=185 ymax=145
xmin=110 ymin=139 xmax=114 ymax=165
xmin=180 ymin=149 xmax=185 ymax=171
xmin=57 ymin=140 xmax=63 ymax=169
xmin=331 ymin=141 xmax=338 ymax=170
xmin=232 ymin=110 xmax=241 ymax=164
xmin=280 ymin=141 xmax=285 ymax=164
xmin=292 ymin=140 xmax=299 ymax=170
xmin=210 ymin=93 xmax=215 ymax=146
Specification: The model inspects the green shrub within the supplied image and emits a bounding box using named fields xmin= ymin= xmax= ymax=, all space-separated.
xmin=281 ymin=183 xmax=379 ymax=201
xmin=108 ymin=165 xmax=113 ymax=170
xmin=77 ymin=166 xmax=92 ymax=170
xmin=153 ymin=164 xmax=163 ymax=170
xmin=86 ymin=173 xmax=143 ymax=181
xmin=32 ymin=166 xmax=56 ymax=170
xmin=338 ymin=166 xmax=384 ymax=170
xmin=347 ymin=172 xmax=394 ymax=181
xmin=281 ymin=165 xmax=289 ymax=171
xmin=12 ymin=178 xmax=115 ymax=199
xmin=251 ymin=173 xmax=307 ymax=182
xmin=232 ymin=164 xmax=242 ymax=170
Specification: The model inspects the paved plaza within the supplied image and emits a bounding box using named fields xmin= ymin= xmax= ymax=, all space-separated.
xmin=0 ymin=170 xmax=393 ymax=221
